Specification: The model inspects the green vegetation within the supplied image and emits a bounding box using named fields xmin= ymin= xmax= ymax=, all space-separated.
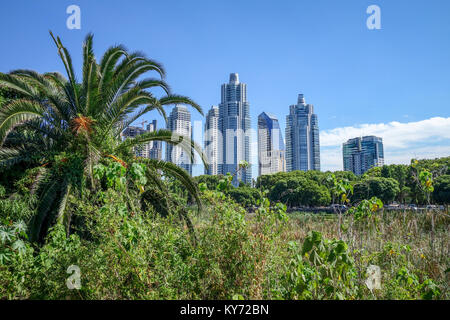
xmin=434 ymin=175 xmax=450 ymax=204
xmin=0 ymin=33 xmax=449 ymax=300
xmin=254 ymin=158 xmax=450 ymax=208
xmin=0 ymin=32 xmax=205 ymax=242
xmin=0 ymin=180 xmax=448 ymax=299
xmin=190 ymin=157 xmax=450 ymax=209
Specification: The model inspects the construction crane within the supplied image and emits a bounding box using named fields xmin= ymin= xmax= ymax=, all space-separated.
xmin=138 ymin=120 xmax=148 ymax=129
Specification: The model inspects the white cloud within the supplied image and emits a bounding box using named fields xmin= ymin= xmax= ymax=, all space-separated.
xmin=320 ymin=117 xmax=450 ymax=171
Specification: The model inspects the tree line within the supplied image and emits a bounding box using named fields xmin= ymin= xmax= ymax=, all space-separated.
xmin=187 ymin=157 xmax=450 ymax=208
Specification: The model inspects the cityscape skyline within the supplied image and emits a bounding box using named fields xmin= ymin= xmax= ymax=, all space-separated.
xmin=1 ymin=1 xmax=449 ymax=175
xmin=120 ymin=71 xmax=446 ymax=179
xmin=153 ymin=75 xmax=389 ymax=179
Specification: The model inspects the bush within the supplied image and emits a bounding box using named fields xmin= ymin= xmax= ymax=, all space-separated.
xmin=269 ymin=177 xmax=331 ymax=207
xmin=353 ymin=177 xmax=400 ymax=204
xmin=277 ymin=231 xmax=358 ymax=299
xmin=433 ymin=175 xmax=450 ymax=204
xmin=226 ymin=187 xmax=260 ymax=207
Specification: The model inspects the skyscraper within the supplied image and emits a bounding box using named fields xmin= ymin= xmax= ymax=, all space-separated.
xmin=218 ymin=73 xmax=251 ymax=185
xmin=204 ymin=106 xmax=220 ymax=175
xmin=121 ymin=120 xmax=162 ymax=160
xmin=285 ymin=94 xmax=320 ymax=172
xmin=343 ymin=136 xmax=384 ymax=175
xmin=257 ymin=112 xmax=285 ymax=176
xmin=166 ymin=105 xmax=192 ymax=175
xmin=146 ymin=120 xmax=162 ymax=160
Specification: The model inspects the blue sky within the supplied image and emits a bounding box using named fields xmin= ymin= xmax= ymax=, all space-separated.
xmin=1 ymin=0 xmax=449 ymax=176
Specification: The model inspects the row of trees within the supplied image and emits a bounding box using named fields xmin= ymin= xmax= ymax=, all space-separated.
xmin=191 ymin=157 xmax=450 ymax=208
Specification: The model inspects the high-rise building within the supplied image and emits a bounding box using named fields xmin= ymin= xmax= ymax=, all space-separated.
xmin=343 ymin=136 xmax=384 ymax=175
xmin=285 ymin=94 xmax=320 ymax=172
xmin=258 ymin=112 xmax=285 ymax=176
xmin=122 ymin=126 xmax=148 ymax=158
xmin=121 ymin=120 xmax=162 ymax=160
xmin=166 ymin=105 xmax=192 ymax=175
xmin=204 ymin=106 xmax=220 ymax=175
xmin=218 ymin=73 xmax=251 ymax=185
xmin=146 ymin=120 xmax=162 ymax=160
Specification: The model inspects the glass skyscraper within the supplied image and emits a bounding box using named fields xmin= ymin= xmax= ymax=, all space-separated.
xmin=166 ymin=105 xmax=192 ymax=175
xmin=218 ymin=73 xmax=251 ymax=186
xmin=343 ymin=136 xmax=384 ymax=175
xmin=147 ymin=120 xmax=162 ymax=160
xmin=257 ymin=112 xmax=285 ymax=176
xmin=204 ymin=105 xmax=219 ymax=175
xmin=285 ymin=94 xmax=320 ymax=172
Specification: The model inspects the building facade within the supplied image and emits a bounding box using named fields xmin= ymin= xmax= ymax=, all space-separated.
xmin=166 ymin=105 xmax=192 ymax=175
xmin=285 ymin=94 xmax=320 ymax=172
xmin=218 ymin=73 xmax=251 ymax=185
xmin=204 ymin=106 xmax=220 ymax=175
xmin=121 ymin=120 xmax=162 ymax=160
xmin=147 ymin=120 xmax=163 ymax=160
xmin=257 ymin=112 xmax=285 ymax=176
xmin=343 ymin=136 xmax=384 ymax=175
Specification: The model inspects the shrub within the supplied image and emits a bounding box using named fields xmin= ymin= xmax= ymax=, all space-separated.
xmin=433 ymin=175 xmax=450 ymax=204
xmin=277 ymin=231 xmax=358 ymax=300
xmin=353 ymin=177 xmax=400 ymax=204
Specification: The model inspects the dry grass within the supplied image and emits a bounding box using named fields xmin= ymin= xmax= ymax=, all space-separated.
xmin=282 ymin=209 xmax=449 ymax=298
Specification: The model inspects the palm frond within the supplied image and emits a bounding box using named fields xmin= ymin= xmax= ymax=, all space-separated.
xmin=98 ymin=45 xmax=127 ymax=95
xmin=0 ymin=72 xmax=40 ymax=98
xmin=9 ymin=70 xmax=71 ymax=123
xmin=0 ymin=147 xmax=24 ymax=168
xmin=116 ymin=103 xmax=167 ymax=138
xmin=43 ymin=72 xmax=77 ymax=120
xmin=81 ymin=33 xmax=101 ymax=115
xmin=99 ymin=91 xmax=166 ymax=140
xmin=139 ymin=158 xmax=202 ymax=212
xmin=115 ymin=129 xmax=209 ymax=168
xmin=57 ymin=181 xmax=72 ymax=235
xmin=159 ymin=95 xmax=203 ymax=116
xmin=114 ymin=52 xmax=165 ymax=79
xmin=29 ymin=176 xmax=59 ymax=242
xmin=0 ymin=99 xmax=45 ymax=144
xmin=49 ymin=31 xmax=81 ymax=113
xmin=137 ymin=78 xmax=171 ymax=95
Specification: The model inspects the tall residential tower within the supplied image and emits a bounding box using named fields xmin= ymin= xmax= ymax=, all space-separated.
xmin=166 ymin=105 xmax=192 ymax=175
xmin=218 ymin=73 xmax=251 ymax=185
xmin=147 ymin=120 xmax=163 ymax=160
xmin=204 ymin=106 xmax=220 ymax=175
xmin=285 ymin=94 xmax=320 ymax=172
xmin=343 ymin=136 xmax=384 ymax=175
xmin=257 ymin=112 xmax=285 ymax=176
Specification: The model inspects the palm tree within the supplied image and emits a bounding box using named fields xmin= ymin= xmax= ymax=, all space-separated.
xmin=0 ymin=32 xmax=207 ymax=241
